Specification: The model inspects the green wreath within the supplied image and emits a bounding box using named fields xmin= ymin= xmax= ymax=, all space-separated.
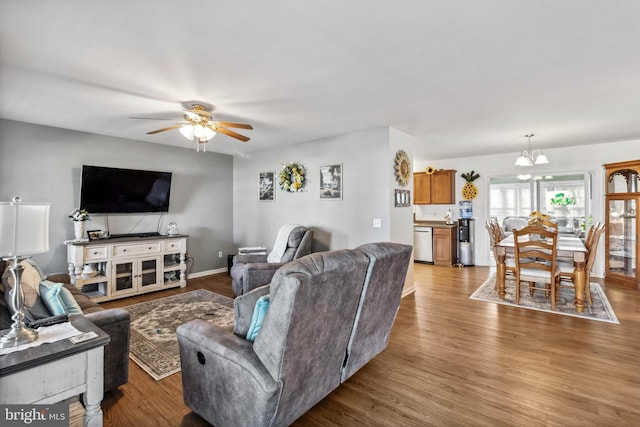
xmin=279 ymin=162 xmax=306 ymax=192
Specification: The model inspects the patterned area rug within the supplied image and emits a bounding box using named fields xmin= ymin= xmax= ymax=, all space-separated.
xmin=470 ymin=274 xmax=619 ymax=324
xmin=125 ymin=289 xmax=234 ymax=380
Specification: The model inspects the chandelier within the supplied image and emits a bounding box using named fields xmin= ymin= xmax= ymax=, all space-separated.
xmin=515 ymin=134 xmax=549 ymax=166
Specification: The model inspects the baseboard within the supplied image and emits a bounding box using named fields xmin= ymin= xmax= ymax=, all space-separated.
xmin=188 ymin=268 xmax=228 ymax=279
xmin=402 ymin=285 xmax=416 ymax=298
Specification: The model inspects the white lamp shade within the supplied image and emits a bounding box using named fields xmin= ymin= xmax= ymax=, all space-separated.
xmin=535 ymin=153 xmax=549 ymax=164
xmin=179 ymin=125 xmax=195 ymax=140
xmin=515 ymin=156 xmax=532 ymax=166
xmin=0 ymin=201 xmax=50 ymax=256
xmin=193 ymin=124 xmax=206 ymax=138
xmin=203 ymin=126 xmax=216 ymax=140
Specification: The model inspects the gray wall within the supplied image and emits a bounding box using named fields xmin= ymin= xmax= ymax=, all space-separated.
xmin=233 ymin=127 xmax=415 ymax=252
xmin=0 ymin=119 xmax=234 ymax=275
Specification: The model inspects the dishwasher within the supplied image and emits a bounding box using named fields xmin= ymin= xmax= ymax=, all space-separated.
xmin=413 ymin=226 xmax=433 ymax=263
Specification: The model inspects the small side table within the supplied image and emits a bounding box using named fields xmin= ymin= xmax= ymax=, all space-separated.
xmin=0 ymin=316 xmax=110 ymax=427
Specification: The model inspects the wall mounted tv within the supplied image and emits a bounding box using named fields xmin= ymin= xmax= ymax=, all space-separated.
xmin=80 ymin=165 xmax=172 ymax=214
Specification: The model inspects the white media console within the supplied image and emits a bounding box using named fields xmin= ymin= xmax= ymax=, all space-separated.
xmin=66 ymin=234 xmax=188 ymax=302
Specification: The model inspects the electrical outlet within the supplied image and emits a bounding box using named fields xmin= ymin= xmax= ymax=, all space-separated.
xmin=373 ymin=218 xmax=382 ymax=228
xmin=218 ymin=251 xmax=223 ymax=258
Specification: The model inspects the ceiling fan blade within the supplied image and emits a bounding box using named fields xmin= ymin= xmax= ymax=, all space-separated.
xmin=214 ymin=126 xmax=250 ymax=142
xmin=146 ymin=124 xmax=184 ymax=135
xmin=215 ymin=121 xmax=254 ymax=130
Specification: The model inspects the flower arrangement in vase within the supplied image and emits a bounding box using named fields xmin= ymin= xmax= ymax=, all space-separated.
xmin=69 ymin=208 xmax=91 ymax=240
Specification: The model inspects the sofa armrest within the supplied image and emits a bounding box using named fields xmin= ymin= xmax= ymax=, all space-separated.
xmin=234 ymin=285 xmax=271 ymax=338
xmin=233 ymin=254 xmax=268 ymax=264
xmin=45 ymin=272 xmax=71 ymax=284
xmin=242 ymin=263 xmax=284 ymax=295
xmin=84 ymin=308 xmax=130 ymax=391
xmin=177 ymin=320 xmax=280 ymax=427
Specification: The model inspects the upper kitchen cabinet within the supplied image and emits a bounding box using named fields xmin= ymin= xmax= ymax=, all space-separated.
xmin=414 ymin=169 xmax=456 ymax=204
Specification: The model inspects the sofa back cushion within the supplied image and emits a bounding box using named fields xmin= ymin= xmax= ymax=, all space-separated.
xmin=2 ymin=259 xmax=51 ymax=321
xmin=253 ymin=248 xmax=369 ymax=426
xmin=341 ymin=242 xmax=412 ymax=382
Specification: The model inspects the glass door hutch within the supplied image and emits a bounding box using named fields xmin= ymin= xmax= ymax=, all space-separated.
xmin=604 ymin=160 xmax=640 ymax=288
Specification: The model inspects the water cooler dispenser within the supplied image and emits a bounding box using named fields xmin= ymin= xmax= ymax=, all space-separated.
xmin=458 ymin=218 xmax=475 ymax=266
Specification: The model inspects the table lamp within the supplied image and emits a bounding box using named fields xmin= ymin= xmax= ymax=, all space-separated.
xmin=0 ymin=197 xmax=50 ymax=348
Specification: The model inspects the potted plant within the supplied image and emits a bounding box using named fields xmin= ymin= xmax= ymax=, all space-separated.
xmin=69 ymin=208 xmax=91 ymax=240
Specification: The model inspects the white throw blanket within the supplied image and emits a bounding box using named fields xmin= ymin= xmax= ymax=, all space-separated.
xmin=267 ymin=224 xmax=301 ymax=263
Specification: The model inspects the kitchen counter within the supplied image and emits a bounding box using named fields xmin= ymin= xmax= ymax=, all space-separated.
xmin=414 ymin=220 xmax=457 ymax=229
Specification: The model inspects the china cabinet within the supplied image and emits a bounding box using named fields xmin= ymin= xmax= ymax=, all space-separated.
xmin=604 ymin=160 xmax=640 ymax=288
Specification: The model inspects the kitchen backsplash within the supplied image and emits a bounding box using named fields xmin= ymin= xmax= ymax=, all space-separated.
xmin=414 ymin=204 xmax=457 ymax=222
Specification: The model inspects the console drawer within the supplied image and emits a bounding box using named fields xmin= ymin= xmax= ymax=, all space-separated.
xmin=163 ymin=239 xmax=183 ymax=252
xmin=84 ymin=246 xmax=107 ymax=261
xmin=112 ymin=242 xmax=162 ymax=257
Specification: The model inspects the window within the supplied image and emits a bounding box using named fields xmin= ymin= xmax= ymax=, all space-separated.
xmin=489 ymin=172 xmax=593 ymax=234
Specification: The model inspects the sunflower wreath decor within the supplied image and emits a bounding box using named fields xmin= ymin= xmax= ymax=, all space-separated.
xmin=279 ymin=162 xmax=306 ymax=192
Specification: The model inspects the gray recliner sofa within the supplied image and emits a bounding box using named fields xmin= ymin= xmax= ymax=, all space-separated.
xmin=177 ymin=242 xmax=412 ymax=427
xmin=230 ymin=225 xmax=314 ymax=296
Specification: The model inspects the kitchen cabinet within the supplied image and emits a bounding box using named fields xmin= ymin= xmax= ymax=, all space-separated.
xmin=413 ymin=169 xmax=456 ymax=204
xmin=604 ymin=160 xmax=640 ymax=288
xmin=66 ymin=235 xmax=188 ymax=301
xmin=433 ymin=226 xmax=457 ymax=266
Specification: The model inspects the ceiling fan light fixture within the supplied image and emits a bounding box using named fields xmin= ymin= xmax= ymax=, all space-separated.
xmin=203 ymin=126 xmax=216 ymax=140
xmin=179 ymin=125 xmax=195 ymax=140
xmin=193 ymin=124 xmax=206 ymax=139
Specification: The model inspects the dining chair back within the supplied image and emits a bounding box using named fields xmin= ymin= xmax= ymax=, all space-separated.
xmin=585 ymin=222 xmax=603 ymax=252
xmin=513 ymin=224 xmax=561 ymax=310
xmin=558 ymin=224 xmax=604 ymax=306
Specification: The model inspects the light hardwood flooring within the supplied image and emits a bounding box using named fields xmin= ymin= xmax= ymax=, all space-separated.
xmin=100 ymin=264 xmax=640 ymax=426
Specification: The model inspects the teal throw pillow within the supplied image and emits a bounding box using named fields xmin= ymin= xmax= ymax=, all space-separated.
xmin=246 ymin=295 xmax=270 ymax=342
xmin=58 ymin=286 xmax=83 ymax=315
xmin=39 ymin=280 xmax=66 ymax=316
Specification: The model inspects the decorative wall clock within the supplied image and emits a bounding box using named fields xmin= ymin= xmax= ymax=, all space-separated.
xmin=394 ymin=150 xmax=411 ymax=187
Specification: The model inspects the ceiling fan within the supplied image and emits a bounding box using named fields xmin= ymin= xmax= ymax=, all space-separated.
xmin=131 ymin=104 xmax=253 ymax=151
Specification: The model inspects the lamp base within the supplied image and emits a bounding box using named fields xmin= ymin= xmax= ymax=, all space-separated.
xmin=0 ymin=324 xmax=38 ymax=348
xmin=0 ymin=256 xmax=39 ymax=348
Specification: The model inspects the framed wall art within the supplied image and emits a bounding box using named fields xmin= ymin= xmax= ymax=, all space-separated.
xmin=259 ymin=171 xmax=276 ymax=201
xmin=394 ymin=189 xmax=411 ymax=207
xmin=319 ymin=164 xmax=342 ymax=200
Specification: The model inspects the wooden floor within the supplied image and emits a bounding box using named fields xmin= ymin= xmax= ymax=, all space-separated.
xmin=100 ymin=264 xmax=640 ymax=426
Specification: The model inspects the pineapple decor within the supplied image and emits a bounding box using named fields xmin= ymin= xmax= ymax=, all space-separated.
xmin=461 ymin=170 xmax=480 ymax=200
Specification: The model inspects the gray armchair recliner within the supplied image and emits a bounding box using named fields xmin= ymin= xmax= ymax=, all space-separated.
xmin=230 ymin=225 xmax=314 ymax=296
xmin=177 ymin=242 xmax=412 ymax=427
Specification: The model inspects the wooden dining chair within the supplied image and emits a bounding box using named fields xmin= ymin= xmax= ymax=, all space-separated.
xmin=541 ymin=218 xmax=558 ymax=231
xmin=584 ymin=222 xmax=602 ymax=252
xmin=513 ymin=224 xmax=561 ymax=310
xmin=485 ymin=222 xmax=517 ymax=279
xmin=557 ymin=224 xmax=604 ymax=306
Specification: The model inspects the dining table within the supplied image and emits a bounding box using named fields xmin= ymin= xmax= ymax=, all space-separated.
xmin=495 ymin=234 xmax=589 ymax=312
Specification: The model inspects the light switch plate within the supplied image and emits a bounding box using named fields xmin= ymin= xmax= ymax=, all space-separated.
xmin=373 ymin=218 xmax=382 ymax=228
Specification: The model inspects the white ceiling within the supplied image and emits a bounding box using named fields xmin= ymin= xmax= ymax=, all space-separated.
xmin=2 ymin=0 xmax=640 ymax=159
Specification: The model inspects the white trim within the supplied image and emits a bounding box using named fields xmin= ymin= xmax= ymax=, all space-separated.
xmin=188 ymin=268 xmax=227 ymax=278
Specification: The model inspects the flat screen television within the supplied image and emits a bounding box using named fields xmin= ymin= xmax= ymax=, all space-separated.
xmin=80 ymin=165 xmax=172 ymax=214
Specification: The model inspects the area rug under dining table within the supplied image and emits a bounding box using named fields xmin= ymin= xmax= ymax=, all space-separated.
xmin=470 ymin=274 xmax=619 ymax=324
xmin=125 ymin=289 xmax=235 ymax=380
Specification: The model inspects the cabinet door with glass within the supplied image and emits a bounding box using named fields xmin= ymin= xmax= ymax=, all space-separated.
xmin=111 ymin=256 xmax=162 ymax=297
xmin=604 ymin=159 xmax=640 ymax=287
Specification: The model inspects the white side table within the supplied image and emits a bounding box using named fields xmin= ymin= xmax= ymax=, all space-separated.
xmin=0 ymin=316 xmax=109 ymax=427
